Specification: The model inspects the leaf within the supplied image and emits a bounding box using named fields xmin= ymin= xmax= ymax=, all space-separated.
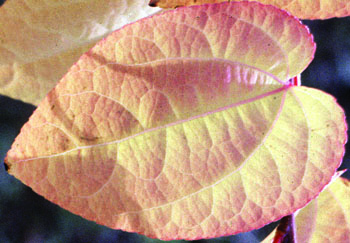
xmin=261 ymin=175 xmax=350 ymax=243
xmin=5 ymin=2 xmax=346 ymax=241
xmin=149 ymin=0 xmax=350 ymax=19
xmin=0 ymin=0 xmax=160 ymax=105
xmin=111 ymin=0 xmax=315 ymax=82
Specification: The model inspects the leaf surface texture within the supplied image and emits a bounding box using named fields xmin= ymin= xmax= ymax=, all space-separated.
xmin=5 ymin=2 xmax=346 ymax=240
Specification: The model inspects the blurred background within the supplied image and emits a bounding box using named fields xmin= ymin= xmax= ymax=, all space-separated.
xmin=0 ymin=1 xmax=349 ymax=242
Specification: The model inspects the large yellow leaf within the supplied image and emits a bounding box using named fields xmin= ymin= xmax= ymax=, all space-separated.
xmin=5 ymin=2 xmax=346 ymax=240
xmin=150 ymin=0 xmax=350 ymax=19
xmin=262 ymin=175 xmax=350 ymax=243
xmin=0 ymin=0 xmax=160 ymax=105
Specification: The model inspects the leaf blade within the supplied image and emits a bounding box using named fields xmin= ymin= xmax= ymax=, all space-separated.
xmin=6 ymin=59 xmax=346 ymax=240
xmin=0 ymin=0 xmax=160 ymax=105
xmin=95 ymin=1 xmax=315 ymax=80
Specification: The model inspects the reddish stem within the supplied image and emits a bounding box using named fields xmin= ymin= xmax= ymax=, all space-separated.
xmin=272 ymin=214 xmax=295 ymax=243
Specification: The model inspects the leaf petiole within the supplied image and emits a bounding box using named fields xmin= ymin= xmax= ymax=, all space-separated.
xmin=272 ymin=214 xmax=296 ymax=243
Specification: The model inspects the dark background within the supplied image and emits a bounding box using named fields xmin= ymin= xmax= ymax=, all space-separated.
xmin=0 ymin=1 xmax=349 ymax=242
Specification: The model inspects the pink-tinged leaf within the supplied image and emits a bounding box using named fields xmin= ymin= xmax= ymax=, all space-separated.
xmin=150 ymin=0 xmax=350 ymax=19
xmin=4 ymin=2 xmax=346 ymax=241
xmin=96 ymin=1 xmax=314 ymax=81
xmin=0 ymin=0 xmax=160 ymax=105
xmin=5 ymin=59 xmax=347 ymax=240
xmin=262 ymin=175 xmax=350 ymax=243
